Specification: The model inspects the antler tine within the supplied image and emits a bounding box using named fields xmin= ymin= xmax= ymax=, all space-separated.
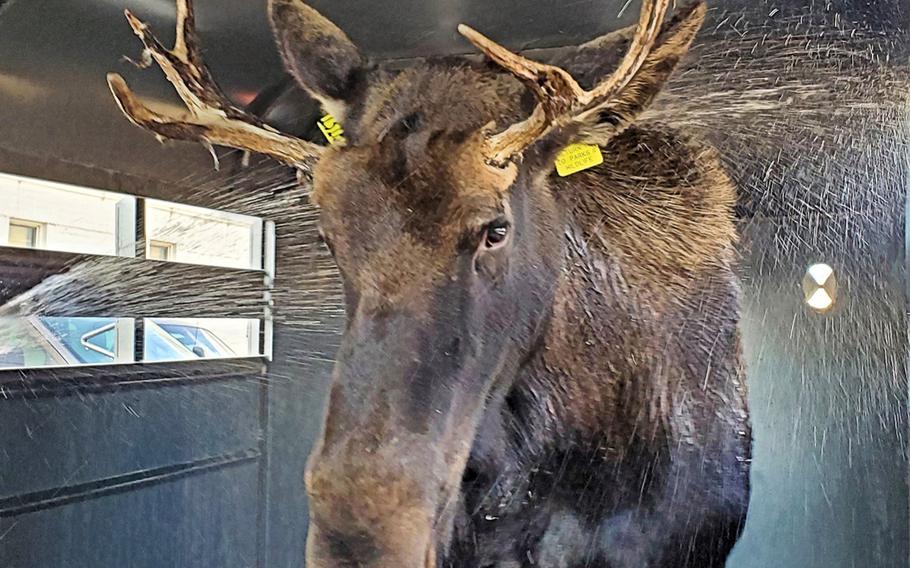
xmin=459 ymin=0 xmax=670 ymax=167
xmin=458 ymin=25 xmax=586 ymax=166
xmin=107 ymin=0 xmax=323 ymax=170
xmin=173 ymin=0 xmax=193 ymax=62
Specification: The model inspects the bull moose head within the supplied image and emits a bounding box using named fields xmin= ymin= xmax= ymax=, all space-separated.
xmin=108 ymin=0 xmax=713 ymax=565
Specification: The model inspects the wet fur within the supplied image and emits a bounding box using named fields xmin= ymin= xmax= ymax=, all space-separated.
xmin=452 ymin=126 xmax=749 ymax=567
xmin=269 ymin=1 xmax=751 ymax=565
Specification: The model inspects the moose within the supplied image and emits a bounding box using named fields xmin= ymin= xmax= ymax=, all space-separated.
xmin=108 ymin=0 xmax=751 ymax=565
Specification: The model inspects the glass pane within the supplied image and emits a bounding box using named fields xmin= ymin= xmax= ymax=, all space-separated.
xmin=143 ymin=318 xmax=261 ymax=362
xmin=148 ymin=241 xmax=175 ymax=261
xmin=7 ymin=222 xmax=38 ymax=248
xmin=0 ymin=173 xmax=136 ymax=257
xmin=0 ymin=317 xmax=134 ymax=369
xmin=145 ymin=200 xmax=263 ymax=270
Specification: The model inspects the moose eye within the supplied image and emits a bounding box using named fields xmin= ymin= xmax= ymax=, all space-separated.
xmin=483 ymin=220 xmax=510 ymax=249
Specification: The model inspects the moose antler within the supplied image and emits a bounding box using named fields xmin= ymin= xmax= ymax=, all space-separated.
xmin=107 ymin=0 xmax=323 ymax=170
xmin=459 ymin=0 xmax=674 ymax=167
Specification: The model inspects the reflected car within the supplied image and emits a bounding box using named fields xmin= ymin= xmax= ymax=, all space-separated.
xmin=144 ymin=318 xmax=235 ymax=362
xmin=0 ymin=317 xmax=234 ymax=369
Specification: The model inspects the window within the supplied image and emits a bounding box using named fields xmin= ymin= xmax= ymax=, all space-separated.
xmin=148 ymin=240 xmax=176 ymax=261
xmin=7 ymin=219 xmax=42 ymax=248
xmin=0 ymin=317 xmax=134 ymax=369
xmin=0 ymin=316 xmax=266 ymax=370
xmin=143 ymin=318 xmax=262 ymax=363
xmin=145 ymin=200 xmax=263 ymax=270
xmin=0 ymin=173 xmax=266 ymax=267
xmin=0 ymin=172 xmax=135 ymax=256
xmin=0 ymin=172 xmax=274 ymax=370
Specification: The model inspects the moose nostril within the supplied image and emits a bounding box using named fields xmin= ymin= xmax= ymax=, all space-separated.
xmin=324 ymin=527 xmax=381 ymax=564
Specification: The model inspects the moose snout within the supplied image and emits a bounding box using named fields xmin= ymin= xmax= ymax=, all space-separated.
xmin=305 ymin=309 xmax=480 ymax=566
xmin=304 ymin=442 xmax=445 ymax=568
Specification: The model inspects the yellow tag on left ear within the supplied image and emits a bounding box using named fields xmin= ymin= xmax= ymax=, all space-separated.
xmin=317 ymin=113 xmax=346 ymax=145
xmin=555 ymin=144 xmax=603 ymax=177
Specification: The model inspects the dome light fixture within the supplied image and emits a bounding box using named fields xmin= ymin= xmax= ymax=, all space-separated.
xmin=802 ymin=263 xmax=837 ymax=313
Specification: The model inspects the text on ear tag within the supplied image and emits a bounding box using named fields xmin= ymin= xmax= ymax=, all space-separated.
xmin=318 ymin=114 xmax=346 ymax=145
xmin=555 ymin=144 xmax=603 ymax=177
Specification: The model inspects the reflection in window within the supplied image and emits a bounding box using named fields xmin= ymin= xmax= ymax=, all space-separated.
xmin=0 ymin=172 xmax=135 ymax=257
xmin=148 ymin=240 xmax=176 ymax=261
xmin=0 ymin=317 xmax=134 ymax=369
xmin=145 ymin=200 xmax=264 ymax=270
xmin=0 ymin=173 xmax=271 ymax=370
xmin=0 ymin=317 xmax=264 ymax=369
xmin=8 ymin=219 xmax=43 ymax=248
xmin=143 ymin=318 xmax=261 ymax=362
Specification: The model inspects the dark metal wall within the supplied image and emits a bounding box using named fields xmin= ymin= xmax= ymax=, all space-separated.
xmin=0 ymin=361 xmax=265 ymax=567
xmin=731 ymin=218 xmax=908 ymax=566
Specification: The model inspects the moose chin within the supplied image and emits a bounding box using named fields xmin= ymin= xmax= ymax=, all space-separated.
xmin=108 ymin=0 xmax=751 ymax=565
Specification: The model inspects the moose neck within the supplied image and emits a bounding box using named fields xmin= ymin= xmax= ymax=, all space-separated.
xmin=496 ymin=125 xmax=739 ymax=455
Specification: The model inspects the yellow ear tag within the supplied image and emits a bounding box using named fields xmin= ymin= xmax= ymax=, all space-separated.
xmin=555 ymin=144 xmax=603 ymax=177
xmin=317 ymin=113 xmax=346 ymax=145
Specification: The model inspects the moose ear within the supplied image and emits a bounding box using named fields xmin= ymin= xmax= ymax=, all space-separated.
xmin=572 ymin=2 xmax=706 ymax=146
xmin=268 ymin=0 xmax=365 ymax=119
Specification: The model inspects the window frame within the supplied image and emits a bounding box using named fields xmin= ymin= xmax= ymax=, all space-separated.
xmin=148 ymin=239 xmax=177 ymax=261
xmin=0 ymin=173 xmax=275 ymax=372
xmin=144 ymin=198 xmax=264 ymax=271
xmin=8 ymin=218 xmax=45 ymax=249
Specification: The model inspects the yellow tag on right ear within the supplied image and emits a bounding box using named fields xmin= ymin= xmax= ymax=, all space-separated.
xmin=555 ymin=144 xmax=603 ymax=177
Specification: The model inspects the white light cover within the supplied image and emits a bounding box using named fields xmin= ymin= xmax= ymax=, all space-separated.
xmin=806 ymin=263 xmax=834 ymax=286
xmin=806 ymin=288 xmax=834 ymax=311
